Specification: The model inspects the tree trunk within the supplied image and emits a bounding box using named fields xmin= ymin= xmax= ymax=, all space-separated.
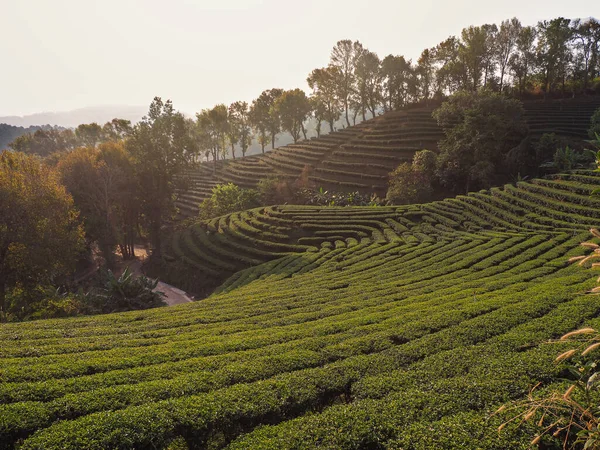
xmin=344 ymin=100 xmax=350 ymax=127
xmin=230 ymin=144 xmax=235 ymax=159
xmin=261 ymin=144 xmax=265 ymax=153
xmin=500 ymin=66 xmax=505 ymax=92
xmin=301 ymin=125 xmax=307 ymax=141
xmin=271 ymin=134 xmax=276 ymax=150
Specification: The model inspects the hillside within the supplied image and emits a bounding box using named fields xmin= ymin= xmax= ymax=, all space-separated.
xmin=176 ymin=97 xmax=600 ymax=217
xmin=3 ymin=170 xmax=600 ymax=448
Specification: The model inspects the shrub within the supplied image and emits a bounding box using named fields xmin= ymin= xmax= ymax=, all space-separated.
xmin=535 ymin=133 xmax=565 ymax=164
xmin=386 ymin=163 xmax=433 ymax=205
xmin=198 ymin=183 xmax=260 ymax=219
xmin=412 ymin=149 xmax=437 ymax=178
xmin=84 ymin=267 xmax=165 ymax=314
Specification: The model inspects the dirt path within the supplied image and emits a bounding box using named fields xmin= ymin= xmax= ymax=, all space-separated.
xmin=123 ymin=247 xmax=193 ymax=306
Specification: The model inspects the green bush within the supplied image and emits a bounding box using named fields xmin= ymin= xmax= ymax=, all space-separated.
xmin=198 ymin=183 xmax=260 ymax=220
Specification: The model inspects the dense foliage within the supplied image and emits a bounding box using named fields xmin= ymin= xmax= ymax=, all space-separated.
xmin=198 ymin=183 xmax=260 ymax=220
xmin=127 ymin=97 xmax=197 ymax=254
xmin=386 ymin=150 xmax=436 ymax=204
xmin=56 ymin=142 xmax=138 ymax=267
xmin=434 ymin=90 xmax=529 ymax=192
xmin=0 ymin=124 xmax=59 ymax=151
xmin=0 ymin=151 xmax=84 ymax=317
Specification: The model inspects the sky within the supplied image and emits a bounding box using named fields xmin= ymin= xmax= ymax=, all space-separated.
xmin=0 ymin=0 xmax=595 ymax=117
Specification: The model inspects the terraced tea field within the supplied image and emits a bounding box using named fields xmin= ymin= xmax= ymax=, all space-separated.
xmin=3 ymin=170 xmax=600 ymax=449
xmin=176 ymin=97 xmax=600 ymax=217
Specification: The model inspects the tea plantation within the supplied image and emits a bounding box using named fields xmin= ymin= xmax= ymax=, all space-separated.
xmin=2 ymin=169 xmax=600 ymax=448
xmin=175 ymin=97 xmax=600 ymax=217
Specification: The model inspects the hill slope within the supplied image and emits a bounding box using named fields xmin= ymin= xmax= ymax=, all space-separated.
xmin=2 ymin=171 xmax=600 ymax=448
xmin=176 ymin=97 xmax=600 ymax=218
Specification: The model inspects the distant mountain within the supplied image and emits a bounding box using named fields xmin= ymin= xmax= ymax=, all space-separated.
xmin=0 ymin=105 xmax=147 ymax=128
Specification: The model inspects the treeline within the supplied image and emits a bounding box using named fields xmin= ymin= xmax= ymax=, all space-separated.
xmin=195 ymin=16 xmax=600 ymax=164
xmin=7 ymin=119 xmax=132 ymax=157
xmin=0 ymin=98 xmax=194 ymax=320
xmin=9 ymin=17 xmax=600 ymax=165
xmin=0 ymin=123 xmax=62 ymax=151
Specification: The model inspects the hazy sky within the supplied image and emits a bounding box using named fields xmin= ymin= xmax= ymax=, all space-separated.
xmin=0 ymin=0 xmax=594 ymax=116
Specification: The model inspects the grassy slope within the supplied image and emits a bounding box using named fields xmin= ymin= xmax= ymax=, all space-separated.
xmin=3 ymin=171 xmax=600 ymax=448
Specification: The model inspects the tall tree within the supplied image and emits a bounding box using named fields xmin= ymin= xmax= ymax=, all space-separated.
xmin=354 ymin=49 xmax=382 ymax=119
xmin=433 ymin=90 xmax=529 ymax=193
xmin=75 ymin=123 xmax=103 ymax=148
xmin=509 ymin=25 xmax=537 ymax=94
xmin=329 ymin=39 xmax=363 ymax=126
xmin=226 ymin=105 xmax=240 ymax=159
xmin=229 ymin=101 xmax=253 ymax=157
xmin=481 ymin=24 xmax=499 ymax=88
xmin=417 ymin=48 xmax=435 ymax=102
xmin=460 ymin=25 xmax=488 ymax=90
xmin=274 ymin=89 xmax=312 ymax=143
xmin=249 ymin=88 xmax=283 ymax=151
xmin=57 ymin=142 xmax=138 ymax=268
xmin=0 ymin=151 xmax=84 ymax=313
xmin=307 ymin=66 xmax=342 ymax=132
xmin=127 ymin=97 xmax=195 ymax=255
xmin=102 ymin=119 xmax=133 ymax=142
xmin=496 ymin=18 xmax=522 ymax=92
xmin=433 ymin=36 xmax=468 ymax=95
xmin=537 ymin=18 xmax=573 ymax=95
xmin=380 ymin=55 xmax=411 ymax=110
xmin=572 ymin=18 xmax=600 ymax=92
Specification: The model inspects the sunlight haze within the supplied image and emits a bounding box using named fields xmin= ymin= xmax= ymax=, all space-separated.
xmin=0 ymin=0 xmax=593 ymax=117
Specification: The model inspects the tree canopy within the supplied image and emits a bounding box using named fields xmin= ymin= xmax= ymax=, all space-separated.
xmin=433 ymin=90 xmax=529 ymax=193
xmin=0 ymin=151 xmax=84 ymax=313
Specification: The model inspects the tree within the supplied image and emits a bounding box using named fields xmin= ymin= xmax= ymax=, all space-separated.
xmin=307 ymin=67 xmax=342 ymax=132
xmin=433 ymin=90 xmax=529 ymax=193
xmin=0 ymin=151 xmax=84 ymax=314
xmin=572 ymin=18 xmax=600 ymax=92
xmin=460 ymin=25 xmax=488 ymax=90
xmin=274 ymin=89 xmax=312 ymax=143
xmin=102 ymin=119 xmax=132 ymax=141
xmin=249 ymin=88 xmax=283 ymax=153
xmin=537 ymin=18 xmax=573 ymax=95
xmin=226 ymin=105 xmax=240 ymax=159
xmin=354 ymin=49 xmax=381 ymax=120
xmin=9 ymin=128 xmax=78 ymax=157
xmin=433 ymin=37 xmax=468 ymax=95
xmin=329 ymin=39 xmax=363 ymax=126
xmin=380 ymin=55 xmax=411 ymax=110
xmin=416 ymin=49 xmax=435 ymax=101
xmin=57 ymin=142 xmax=138 ymax=268
xmin=196 ymin=104 xmax=229 ymax=169
xmin=510 ymin=26 xmax=537 ymax=94
xmin=310 ymin=96 xmax=327 ymax=138
xmin=386 ymin=164 xmax=432 ymax=205
xmin=75 ymin=123 xmax=103 ymax=148
xmin=127 ymin=97 xmax=195 ymax=255
xmin=229 ymin=101 xmax=253 ymax=158
xmin=481 ymin=24 xmax=499 ymax=88
xmin=496 ymin=18 xmax=522 ymax=92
